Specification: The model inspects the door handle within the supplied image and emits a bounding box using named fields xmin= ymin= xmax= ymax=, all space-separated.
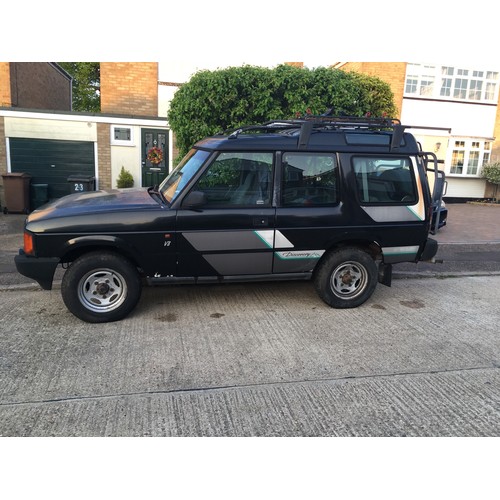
xmin=253 ymin=216 xmax=269 ymax=227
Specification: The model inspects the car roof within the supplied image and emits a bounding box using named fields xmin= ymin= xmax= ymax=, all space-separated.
xmin=194 ymin=117 xmax=421 ymax=154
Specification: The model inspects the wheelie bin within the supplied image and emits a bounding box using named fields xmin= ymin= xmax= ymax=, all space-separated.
xmin=2 ymin=173 xmax=32 ymax=214
xmin=30 ymin=183 xmax=50 ymax=210
xmin=68 ymin=174 xmax=96 ymax=194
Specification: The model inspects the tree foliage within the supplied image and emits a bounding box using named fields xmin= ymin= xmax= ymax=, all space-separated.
xmin=481 ymin=162 xmax=500 ymax=200
xmin=481 ymin=162 xmax=500 ymax=185
xmin=58 ymin=62 xmax=100 ymax=112
xmin=168 ymin=65 xmax=397 ymax=158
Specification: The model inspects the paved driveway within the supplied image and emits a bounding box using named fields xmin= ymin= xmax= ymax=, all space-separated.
xmin=1 ymin=275 xmax=499 ymax=436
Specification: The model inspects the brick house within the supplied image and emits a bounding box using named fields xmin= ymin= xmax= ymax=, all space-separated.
xmin=0 ymin=62 xmax=171 ymax=210
xmin=334 ymin=62 xmax=500 ymax=200
xmin=2 ymin=61 xmax=500 ymax=209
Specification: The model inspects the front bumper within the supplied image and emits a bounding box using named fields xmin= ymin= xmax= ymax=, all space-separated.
xmin=14 ymin=250 xmax=60 ymax=290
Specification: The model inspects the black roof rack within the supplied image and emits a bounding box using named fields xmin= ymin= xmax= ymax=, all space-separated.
xmin=225 ymin=115 xmax=401 ymax=138
xmin=224 ymin=115 xmax=405 ymax=150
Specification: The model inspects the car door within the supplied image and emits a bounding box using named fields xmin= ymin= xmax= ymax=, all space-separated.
xmin=274 ymin=151 xmax=341 ymax=273
xmin=176 ymin=151 xmax=276 ymax=277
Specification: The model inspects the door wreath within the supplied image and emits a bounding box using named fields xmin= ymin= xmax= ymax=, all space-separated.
xmin=147 ymin=146 xmax=163 ymax=165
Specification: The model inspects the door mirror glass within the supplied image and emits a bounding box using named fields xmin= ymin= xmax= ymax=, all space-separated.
xmin=182 ymin=190 xmax=207 ymax=209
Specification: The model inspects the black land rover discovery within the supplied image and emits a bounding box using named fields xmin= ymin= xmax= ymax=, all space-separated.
xmin=15 ymin=116 xmax=443 ymax=322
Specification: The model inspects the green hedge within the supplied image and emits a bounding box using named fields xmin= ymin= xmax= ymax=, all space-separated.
xmin=168 ymin=65 xmax=397 ymax=159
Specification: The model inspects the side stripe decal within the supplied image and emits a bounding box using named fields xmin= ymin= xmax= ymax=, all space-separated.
xmin=254 ymin=230 xmax=294 ymax=249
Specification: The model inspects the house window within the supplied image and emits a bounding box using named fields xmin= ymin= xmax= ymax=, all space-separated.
xmin=440 ymin=66 xmax=453 ymax=97
xmin=114 ymin=127 xmax=130 ymax=141
xmin=110 ymin=125 xmax=134 ymax=146
xmin=448 ymin=139 xmax=491 ymax=176
xmin=405 ymin=64 xmax=500 ymax=103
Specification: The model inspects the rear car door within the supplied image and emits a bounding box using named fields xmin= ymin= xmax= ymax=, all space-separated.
xmin=176 ymin=151 xmax=275 ymax=277
xmin=274 ymin=151 xmax=341 ymax=273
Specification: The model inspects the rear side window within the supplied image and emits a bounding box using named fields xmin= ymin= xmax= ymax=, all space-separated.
xmin=282 ymin=153 xmax=338 ymax=207
xmin=353 ymin=157 xmax=417 ymax=204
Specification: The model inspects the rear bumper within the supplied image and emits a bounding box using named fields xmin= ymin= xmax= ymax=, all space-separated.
xmin=14 ymin=250 xmax=60 ymax=290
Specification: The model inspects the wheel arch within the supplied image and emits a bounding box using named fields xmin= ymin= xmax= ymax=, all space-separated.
xmin=60 ymin=235 xmax=142 ymax=270
xmin=313 ymin=239 xmax=382 ymax=277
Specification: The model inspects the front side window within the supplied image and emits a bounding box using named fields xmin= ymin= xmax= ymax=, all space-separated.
xmin=353 ymin=157 xmax=417 ymax=204
xmin=192 ymin=151 xmax=273 ymax=207
xmin=282 ymin=153 xmax=338 ymax=207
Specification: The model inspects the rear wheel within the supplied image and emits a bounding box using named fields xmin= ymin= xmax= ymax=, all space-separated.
xmin=314 ymin=247 xmax=378 ymax=308
xmin=61 ymin=251 xmax=142 ymax=323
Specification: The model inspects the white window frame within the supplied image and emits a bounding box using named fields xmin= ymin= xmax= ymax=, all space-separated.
xmin=404 ymin=64 xmax=500 ymax=104
xmin=110 ymin=125 xmax=135 ymax=146
xmin=446 ymin=138 xmax=492 ymax=177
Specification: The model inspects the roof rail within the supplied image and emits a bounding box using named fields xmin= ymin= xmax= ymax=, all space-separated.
xmin=225 ymin=115 xmax=401 ymax=139
xmin=223 ymin=115 xmax=450 ymax=151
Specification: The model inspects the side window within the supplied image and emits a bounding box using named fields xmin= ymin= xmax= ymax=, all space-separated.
xmin=353 ymin=157 xmax=417 ymax=204
xmin=193 ymin=152 xmax=273 ymax=207
xmin=282 ymin=153 xmax=338 ymax=207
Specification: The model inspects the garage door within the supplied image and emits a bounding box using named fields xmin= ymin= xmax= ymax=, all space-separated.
xmin=9 ymin=138 xmax=95 ymax=199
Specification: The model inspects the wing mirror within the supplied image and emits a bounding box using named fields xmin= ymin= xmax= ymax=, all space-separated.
xmin=182 ymin=190 xmax=207 ymax=210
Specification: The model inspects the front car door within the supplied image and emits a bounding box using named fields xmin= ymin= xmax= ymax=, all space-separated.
xmin=176 ymin=151 xmax=275 ymax=277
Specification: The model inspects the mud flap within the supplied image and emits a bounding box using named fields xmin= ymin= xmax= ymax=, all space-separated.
xmin=378 ymin=262 xmax=392 ymax=287
xmin=420 ymin=238 xmax=438 ymax=262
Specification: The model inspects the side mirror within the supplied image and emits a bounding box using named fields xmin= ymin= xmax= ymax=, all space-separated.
xmin=182 ymin=190 xmax=207 ymax=210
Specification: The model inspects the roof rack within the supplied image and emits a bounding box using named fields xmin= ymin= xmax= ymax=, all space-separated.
xmin=226 ymin=115 xmax=401 ymax=138
xmin=224 ymin=115 xmax=406 ymax=150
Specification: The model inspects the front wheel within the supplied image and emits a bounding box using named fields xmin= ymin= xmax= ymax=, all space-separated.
xmin=61 ymin=251 xmax=142 ymax=323
xmin=314 ymin=248 xmax=378 ymax=308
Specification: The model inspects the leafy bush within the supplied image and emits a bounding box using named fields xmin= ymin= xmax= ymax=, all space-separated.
xmin=481 ymin=162 xmax=500 ymax=200
xmin=116 ymin=167 xmax=134 ymax=188
xmin=168 ymin=65 xmax=397 ymax=159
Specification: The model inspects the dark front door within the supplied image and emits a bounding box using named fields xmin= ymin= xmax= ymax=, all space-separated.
xmin=176 ymin=151 xmax=276 ymax=277
xmin=141 ymin=128 xmax=169 ymax=187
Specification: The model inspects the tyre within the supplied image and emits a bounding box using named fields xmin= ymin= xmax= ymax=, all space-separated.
xmin=314 ymin=247 xmax=378 ymax=308
xmin=61 ymin=251 xmax=142 ymax=323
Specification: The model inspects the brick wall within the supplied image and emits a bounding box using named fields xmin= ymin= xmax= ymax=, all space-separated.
xmin=337 ymin=62 xmax=407 ymax=118
xmin=97 ymin=123 xmax=111 ymax=189
xmin=100 ymin=63 xmax=158 ymax=116
xmin=0 ymin=63 xmax=11 ymax=107
xmin=0 ymin=116 xmax=6 ymax=206
xmin=7 ymin=62 xmax=71 ymax=110
xmin=491 ymin=91 xmax=500 ymax=164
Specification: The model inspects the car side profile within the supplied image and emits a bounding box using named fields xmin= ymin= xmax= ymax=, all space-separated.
xmin=15 ymin=116 xmax=444 ymax=322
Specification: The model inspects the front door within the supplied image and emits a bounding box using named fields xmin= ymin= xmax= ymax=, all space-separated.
xmin=141 ymin=128 xmax=169 ymax=187
xmin=176 ymin=151 xmax=275 ymax=277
